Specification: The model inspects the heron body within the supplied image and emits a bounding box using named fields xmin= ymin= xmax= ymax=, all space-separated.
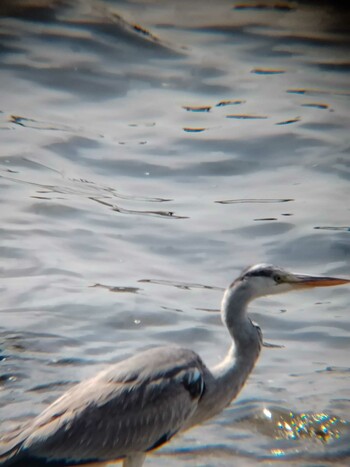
xmin=0 ymin=264 xmax=349 ymax=466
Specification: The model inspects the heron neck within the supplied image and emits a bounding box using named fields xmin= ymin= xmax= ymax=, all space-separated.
xmin=208 ymin=283 xmax=261 ymax=417
xmin=184 ymin=283 xmax=262 ymax=429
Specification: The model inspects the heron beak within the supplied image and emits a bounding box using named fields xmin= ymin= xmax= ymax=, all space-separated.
xmin=289 ymin=273 xmax=350 ymax=289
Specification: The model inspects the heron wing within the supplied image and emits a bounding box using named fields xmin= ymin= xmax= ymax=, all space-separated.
xmin=0 ymin=346 xmax=206 ymax=465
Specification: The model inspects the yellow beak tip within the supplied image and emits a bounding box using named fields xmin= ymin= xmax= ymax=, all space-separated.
xmin=296 ymin=278 xmax=350 ymax=288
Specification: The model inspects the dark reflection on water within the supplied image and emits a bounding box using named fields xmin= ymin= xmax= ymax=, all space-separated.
xmin=215 ymin=198 xmax=294 ymax=204
xmin=138 ymin=279 xmax=222 ymax=291
xmin=0 ymin=0 xmax=349 ymax=465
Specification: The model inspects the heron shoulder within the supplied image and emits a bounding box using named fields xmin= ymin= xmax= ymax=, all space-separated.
xmin=100 ymin=345 xmax=206 ymax=383
xmin=98 ymin=345 xmax=207 ymax=404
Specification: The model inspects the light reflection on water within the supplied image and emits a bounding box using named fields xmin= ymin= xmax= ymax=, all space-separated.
xmin=0 ymin=0 xmax=349 ymax=465
xmin=264 ymin=409 xmax=345 ymax=443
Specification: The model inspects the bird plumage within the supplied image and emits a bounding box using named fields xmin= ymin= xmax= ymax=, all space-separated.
xmin=1 ymin=264 xmax=348 ymax=466
xmin=0 ymin=347 xmax=206 ymax=466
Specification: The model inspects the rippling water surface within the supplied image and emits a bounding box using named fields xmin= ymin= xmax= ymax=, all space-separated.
xmin=0 ymin=0 xmax=349 ymax=465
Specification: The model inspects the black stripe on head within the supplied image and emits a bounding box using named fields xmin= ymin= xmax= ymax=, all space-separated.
xmin=242 ymin=264 xmax=276 ymax=279
xmin=229 ymin=264 xmax=281 ymax=288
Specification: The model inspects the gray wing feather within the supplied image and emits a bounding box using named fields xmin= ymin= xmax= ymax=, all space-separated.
xmin=0 ymin=346 xmax=206 ymax=464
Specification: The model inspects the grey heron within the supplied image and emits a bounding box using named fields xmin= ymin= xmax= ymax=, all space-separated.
xmin=0 ymin=264 xmax=349 ymax=467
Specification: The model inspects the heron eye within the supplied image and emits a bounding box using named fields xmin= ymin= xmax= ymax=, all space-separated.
xmin=274 ymin=274 xmax=282 ymax=284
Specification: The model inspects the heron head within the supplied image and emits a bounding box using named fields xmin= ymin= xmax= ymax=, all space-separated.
xmin=233 ymin=263 xmax=350 ymax=299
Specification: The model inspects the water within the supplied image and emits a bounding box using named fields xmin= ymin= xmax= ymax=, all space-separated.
xmin=0 ymin=0 xmax=349 ymax=465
